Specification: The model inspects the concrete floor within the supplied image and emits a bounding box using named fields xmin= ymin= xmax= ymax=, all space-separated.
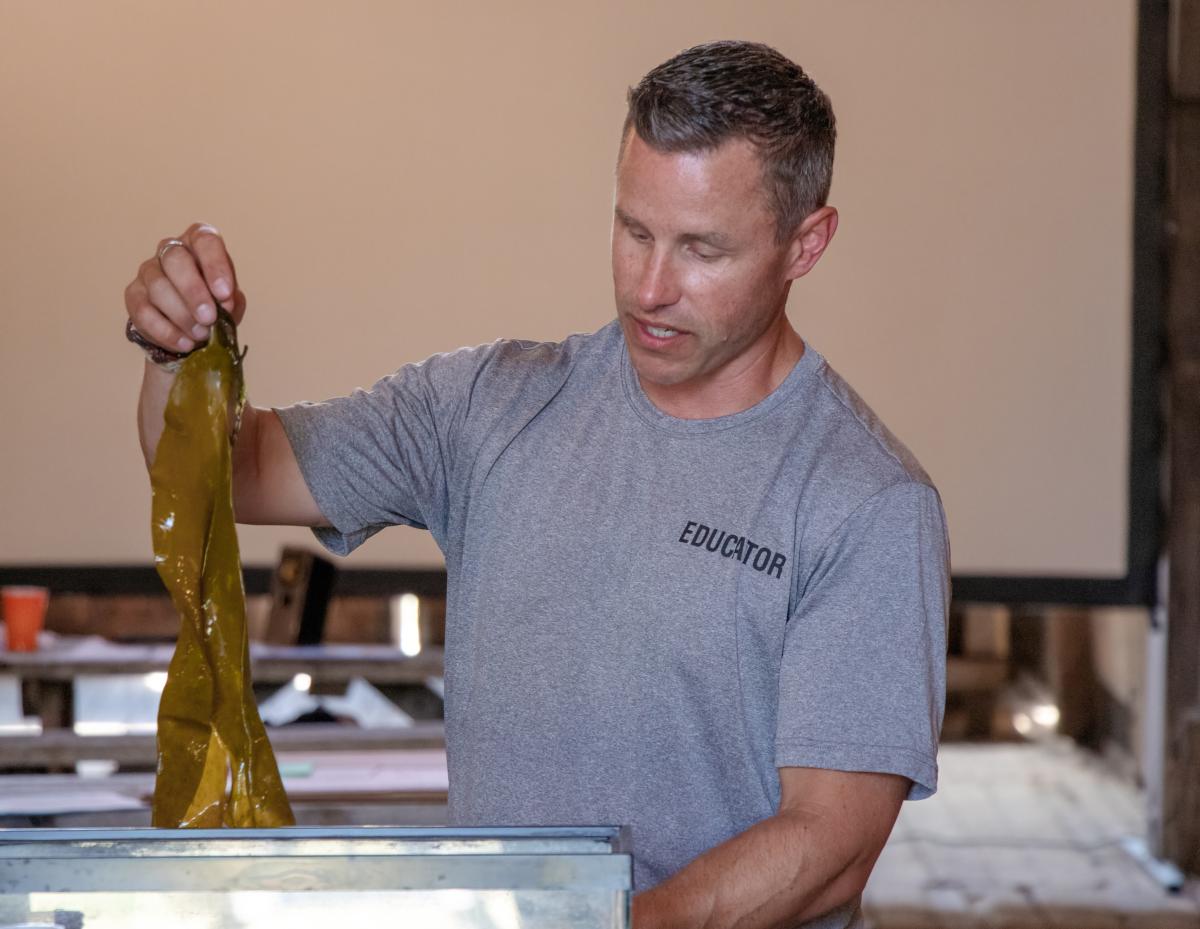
xmin=862 ymin=741 xmax=1200 ymax=929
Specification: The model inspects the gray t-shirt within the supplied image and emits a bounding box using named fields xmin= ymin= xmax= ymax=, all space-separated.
xmin=276 ymin=320 xmax=949 ymax=927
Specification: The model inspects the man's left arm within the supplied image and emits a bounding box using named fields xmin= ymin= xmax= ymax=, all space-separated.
xmin=633 ymin=766 xmax=907 ymax=929
xmin=635 ymin=481 xmax=949 ymax=927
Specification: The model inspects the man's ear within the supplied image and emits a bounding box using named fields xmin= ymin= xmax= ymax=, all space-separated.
xmin=784 ymin=206 xmax=839 ymax=281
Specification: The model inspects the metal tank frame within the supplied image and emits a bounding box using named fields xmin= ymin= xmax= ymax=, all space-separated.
xmin=0 ymin=825 xmax=632 ymax=929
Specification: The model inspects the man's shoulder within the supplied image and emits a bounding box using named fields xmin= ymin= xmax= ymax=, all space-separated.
xmin=781 ymin=349 xmax=943 ymax=561
xmin=419 ymin=321 xmax=620 ymax=389
xmin=794 ymin=349 xmax=935 ymax=493
xmin=378 ymin=321 xmax=621 ymax=446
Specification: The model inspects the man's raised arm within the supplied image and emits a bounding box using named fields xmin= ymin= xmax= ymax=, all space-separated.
xmin=125 ymin=222 xmax=329 ymax=529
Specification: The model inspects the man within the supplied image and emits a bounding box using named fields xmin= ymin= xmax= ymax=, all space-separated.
xmin=125 ymin=41 xmax=949 ymax=929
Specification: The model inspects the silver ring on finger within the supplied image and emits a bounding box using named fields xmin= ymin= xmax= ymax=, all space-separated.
xmin=157 ymin=238 xmax=188 ymax=267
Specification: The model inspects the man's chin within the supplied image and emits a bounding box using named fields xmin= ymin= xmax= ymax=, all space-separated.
xmin=628 ymin=353 xmax=695 ymax=390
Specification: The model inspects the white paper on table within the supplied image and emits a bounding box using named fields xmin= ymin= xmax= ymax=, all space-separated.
xmin=280 ymin=749 xmax=449 ymax=796
xmin=258 ymin=677 xmax=414 ymax=729
xmin=0 ymin=788 xmax=145 ymax=816
xmin=48 ymin=635 xmax=171 ymax=662
xmin=322 ymin=678 xmax=414 ymax=729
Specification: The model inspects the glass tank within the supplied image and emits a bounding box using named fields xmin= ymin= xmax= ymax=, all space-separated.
xmin=0 ymin=825 xmax=631 ymax=929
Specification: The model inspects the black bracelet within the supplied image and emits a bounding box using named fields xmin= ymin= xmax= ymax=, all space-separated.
xmin=125 ymin=319 xmax=195 ymax=368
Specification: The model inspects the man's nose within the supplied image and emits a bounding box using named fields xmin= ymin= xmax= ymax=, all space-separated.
xmin=637 ymin=250 xmax=681 ymax=312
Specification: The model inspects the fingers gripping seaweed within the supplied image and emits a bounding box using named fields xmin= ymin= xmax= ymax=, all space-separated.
xmin=149 ymin=310 xmax=293 ymax=827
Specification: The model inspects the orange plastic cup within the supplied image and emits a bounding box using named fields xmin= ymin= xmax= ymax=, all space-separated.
xmin=2 ymin=586 xmax=49 ymax=652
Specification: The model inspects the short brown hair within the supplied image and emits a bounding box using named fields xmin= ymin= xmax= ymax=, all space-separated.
xmin=623 ymin=41 xmax=836 ymax=242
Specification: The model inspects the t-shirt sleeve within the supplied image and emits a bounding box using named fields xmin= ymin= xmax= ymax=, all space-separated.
xmin=775 ymin=481 xmax=950 ymax=799
xmin=273 ymin=348 xmax=482 ymax=557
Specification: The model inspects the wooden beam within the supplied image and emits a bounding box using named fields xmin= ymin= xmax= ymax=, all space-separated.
xmin=945 ymin=656 xmax=1008 ymax=694
xmin=0 ymin=644 xmax=445 ymax=685
xmin=961 ymin=605 xmax=1011 ymax=661
xmin=1040 ymin=608 xmax=1096 ymax=743
xmin=1163 ymin=0 xmax=1200 ymax=877
xmin=1173 ymin=0 xmax=1200 ymax=100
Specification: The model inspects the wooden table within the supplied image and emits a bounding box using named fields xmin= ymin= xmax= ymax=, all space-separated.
xmin=0 ymin=636 xmax=445 ymax=734
xmin=0 ymin=747 xmax=449 ymax=828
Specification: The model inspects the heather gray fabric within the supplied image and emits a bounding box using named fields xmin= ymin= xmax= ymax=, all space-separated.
xmin=275 ymin=320 xmax=950 ymax=928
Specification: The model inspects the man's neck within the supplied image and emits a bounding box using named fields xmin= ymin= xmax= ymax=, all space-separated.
xmin=641 ymin=323 xmax=806 ymax=420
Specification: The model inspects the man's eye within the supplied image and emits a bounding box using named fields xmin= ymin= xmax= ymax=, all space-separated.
xmin=692 ymin=249 xmax=720 ymax=262
xmin=630 ymin=230 xmax=651 ymax=242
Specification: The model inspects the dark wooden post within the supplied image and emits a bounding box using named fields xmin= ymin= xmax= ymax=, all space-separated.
xmin=1162 ymin=0 xmax=1200 ymax=877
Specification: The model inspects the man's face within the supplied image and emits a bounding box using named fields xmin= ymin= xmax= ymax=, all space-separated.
xmin=612 ymin=131 xmax=801 ymax=412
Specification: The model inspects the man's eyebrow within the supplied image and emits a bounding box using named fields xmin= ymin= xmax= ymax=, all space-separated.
xmin=681 ymin=230 xmax=734 ymax=249
xmin=614 ymin=207 xmax=734 ymax=249
xmin=613 ymin=207 xmax=642 ymax=228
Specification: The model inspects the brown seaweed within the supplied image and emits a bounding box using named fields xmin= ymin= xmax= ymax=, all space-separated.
xmin=149 ymin=309 xmax=294 ymax=827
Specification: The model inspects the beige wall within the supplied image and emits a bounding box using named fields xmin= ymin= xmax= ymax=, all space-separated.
xmin=0 ymin=0 xmax=1136 ymax=573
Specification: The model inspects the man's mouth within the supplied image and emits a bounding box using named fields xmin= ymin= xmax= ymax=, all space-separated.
xmin=632 ymin=318 xmax=687 ymax=344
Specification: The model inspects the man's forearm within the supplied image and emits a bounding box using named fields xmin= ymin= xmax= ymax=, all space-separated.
xmin=136 ymin=356 xmax=327 ymax=527
xmin=136 ymin=359 xmax=177 ymax=470
xmin=137 ymin=357 xmax=263 ymax=488
xmin=632 ymin=810 xmax=872 ymax=929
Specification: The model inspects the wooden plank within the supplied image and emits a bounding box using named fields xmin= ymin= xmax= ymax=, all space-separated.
xmin=961 ymin=605 xmax=1011 ymax=660
xmin=0 ymin=722 xmax=446 ymax=770
xmin=41 ymin=593 xmax=444 ymax=648
xmin=27 ymin=680 xmax=71 ymax=731
xmin=946 ymin=656 xmax=1008 ymax=693
xmin=0 ymin=643 xmax=445 ymax=685
xmin=1041 ymin=608 xmax=1095 ymax=742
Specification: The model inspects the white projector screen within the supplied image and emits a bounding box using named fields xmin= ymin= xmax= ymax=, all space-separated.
xmin=0 ymin=1 xmax=1151 ymax=602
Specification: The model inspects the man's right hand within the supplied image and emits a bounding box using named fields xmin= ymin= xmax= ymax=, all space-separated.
xmin=128 ymin=223 xmax=330 ymax=530
xmin=124 ymin=222 xmax=246 ymax=353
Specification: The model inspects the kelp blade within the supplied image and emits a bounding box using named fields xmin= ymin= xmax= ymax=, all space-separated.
xmin=149 ymin=311 xmax=293 ymax=827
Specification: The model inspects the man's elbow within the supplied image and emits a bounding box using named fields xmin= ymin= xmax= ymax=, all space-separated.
xmin=838 ymin=845 xmax=886 ymax=902
xmin=791 ymin=846 xmax=882 ymax=923
xmin=771 ymin=817 xmax=891 ymax=926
